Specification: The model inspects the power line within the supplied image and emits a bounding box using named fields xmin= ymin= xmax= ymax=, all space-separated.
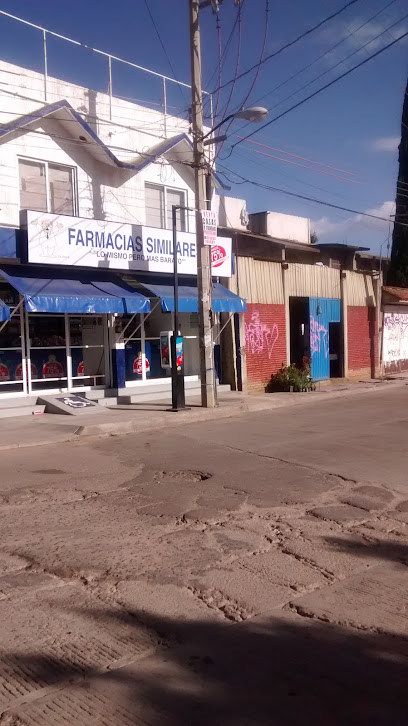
xmin=217 ymin=165 xmax=407 ymax=226
xmin=228 ymin=29 xmax=408 ymax=153
xmin=237 ymin=0 xmax=269 ymax=109
xmin=233 ymin=147 xmax=359 ymax=201
xmin=216 ymin=0 xmax=243 ymax=126
xmin=142 ymin=0 xmax=189 ymax=105
xmin=249 ymin=148 xmax=362 ymax=184
xmin=248 ymin=0 xmax=398 ymax=109
xmin=0 ymin=85 xmax=191 ymax=130
xmin=204 ymin=1 xmax=241 ymax=92
xmin=215 ymin=0 xmax=269 ymax=161
xmin=212 ymin=11 xmax=223 ymax=120
xmin=234 ymin=137 xmax=358 ymax=176
xmin=255 ymin=12 xmax=408 ymax=122
xmin=232 ymin=12 xmax=407 ymax=141
xmin=211 ymin=0 xmax=363 ymax=94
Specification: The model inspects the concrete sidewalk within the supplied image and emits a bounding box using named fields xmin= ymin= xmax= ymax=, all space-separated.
xmin=0 ymin=376 xmax=405 ymax=451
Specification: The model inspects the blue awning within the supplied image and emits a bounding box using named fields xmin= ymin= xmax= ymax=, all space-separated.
xmin=0 ymin=266 xmax=150 ymax=315
xmin=0 ymin=299 xmax=10 ymax=322
xmin=140 ymin=280 xmax=247 ymax=313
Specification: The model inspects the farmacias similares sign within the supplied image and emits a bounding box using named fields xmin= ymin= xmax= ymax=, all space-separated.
xmin=25 ymin=210 xmax=232 ymax=277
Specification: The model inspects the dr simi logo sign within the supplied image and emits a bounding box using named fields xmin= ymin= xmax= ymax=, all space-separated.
xmin=211 ymin=245 xmax=227 ymax=268
xmin=24 ymin=211 xmax=232 ymax=278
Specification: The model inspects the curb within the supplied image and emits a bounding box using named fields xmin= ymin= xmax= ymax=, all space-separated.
xmin=75 ymin=379 xmax=405 ymax=439
xmin=0 ymin=378 xmax=405 ymax=451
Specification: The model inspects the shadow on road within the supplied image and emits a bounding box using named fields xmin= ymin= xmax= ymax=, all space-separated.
xmin=325 ymin=535 xmax=408 ymax=565
xmin=4 ymin=599 xmax=408 ymax=725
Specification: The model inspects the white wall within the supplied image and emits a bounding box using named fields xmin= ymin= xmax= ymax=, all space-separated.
xmin=216 ymin=195 xmax=248 ymax=230
xmin=383 ymin=310 xmax=408 ymax=363
xmin=0 ymin=61 xmax=205 ymax=232
xmin=249 ymin=211 xmax=310 ymax=244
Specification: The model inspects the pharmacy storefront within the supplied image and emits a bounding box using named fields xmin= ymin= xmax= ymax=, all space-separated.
xmin=0 ymin=211 xmax=245 ymax=398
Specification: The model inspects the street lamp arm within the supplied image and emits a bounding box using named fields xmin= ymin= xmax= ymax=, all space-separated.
xmin=201 ymin=106 xmax=268 ymax=141
xmin=202 ymin=114 xmax=235 ymax=140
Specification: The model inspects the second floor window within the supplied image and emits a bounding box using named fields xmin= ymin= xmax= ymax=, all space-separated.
xmin=19 ymin=159 xmax=76 ymax=216
xmin=145 ymin=183 xmax=187 ymax=232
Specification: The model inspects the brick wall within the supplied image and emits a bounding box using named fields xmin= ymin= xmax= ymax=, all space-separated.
xmin=244 ymin=303 xmax=286 ymax=390
xmin=348 ymin=306 xmax=377 ymax=377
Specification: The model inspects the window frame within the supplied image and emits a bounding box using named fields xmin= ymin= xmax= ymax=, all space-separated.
xmin=18 ymin=156 xmax=78 ymax=216
xmin=145 ymin=182 xmax=188 ymax=232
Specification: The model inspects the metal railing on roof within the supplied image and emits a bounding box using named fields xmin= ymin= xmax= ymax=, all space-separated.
xmin=0 ymin=10 xmax=213 ymax=132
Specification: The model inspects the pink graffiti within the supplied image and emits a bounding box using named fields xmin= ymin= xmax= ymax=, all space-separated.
xmin=245 ymin=311 xmax=279 ymax=358
xmin=310 ymin=316 xmax=329 ymax=358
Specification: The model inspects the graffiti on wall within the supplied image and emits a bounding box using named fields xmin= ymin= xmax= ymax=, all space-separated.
xmin=383 ymin=312 xmax=408 ymax=362
xmin=245 ymin=311 xmax=279 ymax=359
xmin=310 ymin=316 xmax=329 ymax=358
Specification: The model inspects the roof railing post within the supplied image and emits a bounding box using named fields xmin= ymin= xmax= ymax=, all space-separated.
xmin=43 ymin=29 xmax=48 ymax=102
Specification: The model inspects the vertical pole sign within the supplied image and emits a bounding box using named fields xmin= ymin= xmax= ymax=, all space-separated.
xmin=201 ymin=204 xmax=219 ymax=406
xmin=201 ymin=209 xmax=217 ymax=246
xmin=171 ymin=205 xmax=186 ymax=411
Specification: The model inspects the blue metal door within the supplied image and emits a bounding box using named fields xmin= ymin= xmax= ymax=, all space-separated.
xmin=309 ymin=297 xmax=341 ymax=381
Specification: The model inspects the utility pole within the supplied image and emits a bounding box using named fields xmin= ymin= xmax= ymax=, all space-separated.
xmin=189 ymin=0 xmax=216 ymax=408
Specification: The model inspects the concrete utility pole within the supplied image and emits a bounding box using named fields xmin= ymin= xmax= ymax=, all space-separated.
xmin=189 ymin=0 xmax=216 ymax=408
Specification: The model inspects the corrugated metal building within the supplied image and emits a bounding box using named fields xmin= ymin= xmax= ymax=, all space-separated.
xmin=219 ymin=224 xmax=382 ymax=391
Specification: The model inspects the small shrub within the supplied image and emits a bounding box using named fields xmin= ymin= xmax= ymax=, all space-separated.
xmin=266 ymin=360 xmax=314 ymax=393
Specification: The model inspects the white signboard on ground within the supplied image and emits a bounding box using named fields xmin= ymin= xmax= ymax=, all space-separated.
xmin=25 ymin=211 xmax=232 ymax=277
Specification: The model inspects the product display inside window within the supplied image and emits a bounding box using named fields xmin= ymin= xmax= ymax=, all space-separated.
xmin=24 ymin=314 xmax=107 ymax=392
xmin=0 ymin=301 xmax=25 ymax=394
xmin=120 ymin=304 xmax=200 ymax=383
xmin=28 ymin=314 xmax=67 ymax=389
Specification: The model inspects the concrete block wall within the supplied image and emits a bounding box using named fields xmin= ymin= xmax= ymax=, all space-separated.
xmin=347 ymin=306 xmax=377 ymax=378
xmin=244 ymin=303 xmax=286 ymax=391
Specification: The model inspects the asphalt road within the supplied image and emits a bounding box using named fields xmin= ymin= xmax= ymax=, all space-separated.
xmin=0 ymin=383 xmax=407 ymax=725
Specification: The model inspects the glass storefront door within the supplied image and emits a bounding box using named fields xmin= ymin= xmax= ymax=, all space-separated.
xmin=25 ymin=312 xmax=108 ymax=394
xmin=0 ymin=286 xmax=26 ymax=396
xmin=69 ymin=316 xmax=107 ymax=388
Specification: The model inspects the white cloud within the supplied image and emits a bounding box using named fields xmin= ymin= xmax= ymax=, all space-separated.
xmin=370 ymin=136 xmax=400 ymax=152
xmin=313 ymin=17 xmax=408 ymax=68
xmin=311 ymin=201 xmax=395 ymax=245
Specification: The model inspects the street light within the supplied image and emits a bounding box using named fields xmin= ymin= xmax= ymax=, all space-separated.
xmin=202 ymin=106 xmax=268 ymax=141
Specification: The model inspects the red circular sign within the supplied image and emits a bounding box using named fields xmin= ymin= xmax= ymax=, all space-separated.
xmin=211 ymin=245 xmax=227 ymax=268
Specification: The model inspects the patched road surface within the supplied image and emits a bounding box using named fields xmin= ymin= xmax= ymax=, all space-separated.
xmin=0 ymin=385 xmax=407 ymax=724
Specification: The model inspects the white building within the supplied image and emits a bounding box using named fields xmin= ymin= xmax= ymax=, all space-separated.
xmin=0 ymin=61 xmax=244 ymax=406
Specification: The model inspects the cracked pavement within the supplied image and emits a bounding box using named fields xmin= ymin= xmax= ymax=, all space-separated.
xmin=0 ymin=384 xmax=407 ymax=724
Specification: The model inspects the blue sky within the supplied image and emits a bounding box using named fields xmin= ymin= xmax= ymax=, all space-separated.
xmin=0 ymin=0 xmax=406 ymax=252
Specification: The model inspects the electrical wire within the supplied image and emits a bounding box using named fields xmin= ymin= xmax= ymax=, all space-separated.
xmin=216 ymin=0 xmax=243 ymax=127
xmin=255 ymin=13 xmax=408 ymax=124
xmin=232 ymin=145 xmax=390 ymax=211
xmin=217 ymin=165 xmax=407 ymax=226
xmin=237 ymin=0 xmax=270 ymax=109
xmin=215 ymin=0 xmax=269 ymax=162
xmin=205 ymin=4 xmax=240 ymax=91
xmin=248 ymin=0 xmax=398 ymax=108
xmin=212 ymin=11 xmax=223 ymax=121
xmin=211 ymin=0 xmax=363 ymax=95
xmin=0 ymin=85 xmax=191 ymax=131
xmin=2 ymin=127 xmax=198 ymax=168
xmin=234 ymin=137 xmax=358 ymax=176
xmin=227 ymin=29 xmax=408 ymax=154
xmin=250 ymin=148 xmax=362 ymax=184
xmin=142 ymin=0 xmax=189 ymax=105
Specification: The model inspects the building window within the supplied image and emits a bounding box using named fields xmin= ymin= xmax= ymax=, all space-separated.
xmin=19 ymin=159 xmax=76 ymax=216
xmin=145 ymin=183 xmax=187 ymax=232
